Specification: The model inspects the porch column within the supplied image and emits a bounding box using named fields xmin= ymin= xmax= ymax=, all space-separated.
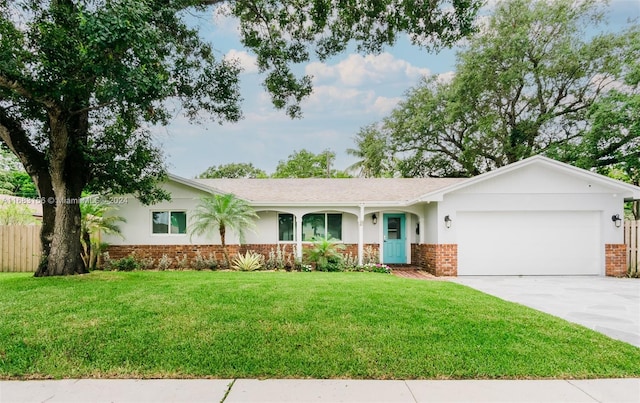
xmin=358 ymin=205 xmax=365 ymax=266
xmin=419 ymin=216 xmax=425 ymax=244
xmin=295 ymin=213 xmax=303 ymax=260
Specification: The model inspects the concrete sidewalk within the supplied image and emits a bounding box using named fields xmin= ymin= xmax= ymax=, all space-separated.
xmin=2 ymin=378 xmax=639 ymax=403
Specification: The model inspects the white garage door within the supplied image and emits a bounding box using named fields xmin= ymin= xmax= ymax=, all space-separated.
xmin=457 ymin=211 xmax=601 ymax=276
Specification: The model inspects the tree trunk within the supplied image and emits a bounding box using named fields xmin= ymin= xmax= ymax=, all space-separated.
xmin=50 ymin=196 xmax=86 ymax=275
xmin=220 ymin=225 xmax=229 ymax=268
xmin=34 ymin=110 xmax=89 ymax=276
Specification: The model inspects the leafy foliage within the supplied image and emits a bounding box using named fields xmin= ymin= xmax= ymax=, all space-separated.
xmin=79 ymin=197 xmax=125 ymax=270
xmin=380 ymin=0 xmax=640 ymax=178
xmin=272 ymin=149 xmax=350 ymax=178
xmin=232 ymin=251 xmax=265 ymax=271
xmin=198 ymin=162 xmax=267 ymax=179
xmin=0 ymin=201 xmax=37 ymax=225
xmin=305 ymin=237 xmax=346 ymax=271
xmin=109 ymin=256 xmax=140 ymax=272
xmin=190 ymin=193 xmax=258 ymax=265
xmin=346 ymin=125 xmax=395 ymax=177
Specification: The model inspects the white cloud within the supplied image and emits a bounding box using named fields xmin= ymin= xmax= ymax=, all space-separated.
xmin=211 ymin=3 xmax=240 ymax=36
xmin=306 ymin=53 xmax=430 ymax=87
xmin=436 ymin=71 xmax=456 ymax=84
xmin=370 ymin=96 xmax=402 ymax=115
xmin=224 ymin=49 xmax=259 ymax=74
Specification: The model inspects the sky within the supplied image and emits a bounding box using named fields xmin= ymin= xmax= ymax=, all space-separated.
xmin=153 ymin=0 xmax=640 ymax=179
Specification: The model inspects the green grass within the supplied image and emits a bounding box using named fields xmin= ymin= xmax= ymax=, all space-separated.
xmin=1 ymin=271 xmax=639 ymax=380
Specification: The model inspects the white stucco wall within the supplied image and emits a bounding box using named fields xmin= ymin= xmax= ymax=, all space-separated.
xmin=105 ymin=181 xmax=378 ymax=246
xmin=436 ymin=164 xmax=625 ymax=246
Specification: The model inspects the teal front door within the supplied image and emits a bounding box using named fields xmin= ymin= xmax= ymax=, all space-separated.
xmin=383 ymin=214 xmax=406 ymax=264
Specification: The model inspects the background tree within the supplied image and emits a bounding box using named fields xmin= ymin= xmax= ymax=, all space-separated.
xmin=382 ymin=0 xmax=640 ymax=177
xmin=272 ymin=149 xmax=350 ymax=178
xmin=0 ymin=145 xmax=37 ymax=196
xmin=0 ymin=203 xmax=38 ymax=225
xmin=560 ymin=63 xmax=640 ymax=219
xmin=190 ymin=193 xmax=258 ymax=267
xmin=198 ymin=162 xmax=267 ymax=179
xmin=346 ymin=125 xmax=394 ymax=177
xmin=0 ymin=0 xmax=481 ymax=276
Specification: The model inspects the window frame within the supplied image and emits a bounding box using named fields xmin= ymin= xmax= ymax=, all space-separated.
xmin=151 ymin=210 xmax=188 ymax=235
xmin=302 ymin=213 xmax=343 ymax=242
xmin=278 ymin=213 xmax=296 ymax=242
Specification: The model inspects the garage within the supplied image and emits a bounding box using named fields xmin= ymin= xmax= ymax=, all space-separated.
xmin=457 ymin=210 xmax=601 ymax=276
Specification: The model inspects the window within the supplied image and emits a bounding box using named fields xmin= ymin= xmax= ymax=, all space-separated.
xmin=152 ymin=211 xmax=187 ymax=234
xmin=278 ymin=213 xmax=295 ymax=241
xmin=302 ymin=213 xmax=342 ymax=241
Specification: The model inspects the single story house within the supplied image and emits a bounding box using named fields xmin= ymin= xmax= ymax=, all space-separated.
xmin=105 ymin=156 xmax=640 ymax=276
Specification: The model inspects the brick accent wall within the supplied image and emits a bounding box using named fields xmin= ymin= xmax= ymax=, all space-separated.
xmin=605 ymin=244 xmax=627 ymax=277
xmin=106 ymin=243 xmax=378 ymax=269
xmin=412 ymin=244 xmax=457 ymax=276
xmin=411 ymin=244 xmax=426 ymax=268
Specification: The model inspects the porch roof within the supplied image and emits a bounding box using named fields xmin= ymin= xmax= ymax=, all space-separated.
xmin=193 ymin=178 xmax=467 ymax=204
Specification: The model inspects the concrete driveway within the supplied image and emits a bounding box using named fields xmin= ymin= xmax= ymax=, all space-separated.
xmin=451 ymin=276 xmax=640 ymax=347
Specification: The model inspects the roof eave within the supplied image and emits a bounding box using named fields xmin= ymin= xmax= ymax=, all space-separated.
xmin=410 ymin=156 xmax=640 ymax=202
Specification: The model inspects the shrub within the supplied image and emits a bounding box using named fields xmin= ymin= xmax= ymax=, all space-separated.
xmin=266 ymin=244 xmax=295 ymax=271
xmin=340 ymin=252 xmax=359 ymax=272
xmin=305 ymin=237 xmax=345 ymax=271
xmin=100 ymin=252 xmax=113 ymax=271
xmin=358 ymin=263 xmax=392 ymax=274
xmin=192 ymin=251 xmax=218 ymax=271
xmin=138 ymin=257 xmax=156 ymax=270
xmin=175 ymin=254 xmax=189 ymax=270
xmin=111 ymin=255 xmax=140 ymax=272
xmin=232 ymin=251 xmax=264 ymax=271
xmin=157 ymin=254 xmax=172 ymax=271
xmin=363 ymin=245 xmax=379 ymax=264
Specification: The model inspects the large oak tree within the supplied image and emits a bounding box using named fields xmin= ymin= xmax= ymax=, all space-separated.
xmin=0 ymin=0 xmax=481 ymax=276
xmin=379 ymin=0 xmax=640 ymax=178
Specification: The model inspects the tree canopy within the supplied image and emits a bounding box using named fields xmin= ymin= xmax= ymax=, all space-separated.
xmin=198 ymin=162 xmax=267 ymax=179
xmin=368 ymin=0 xmax=640 ymax=178
xmin=272 ymin=149 xmax=350 ymax=178
xmin=0 ymin=0 xmax=482 ymax=275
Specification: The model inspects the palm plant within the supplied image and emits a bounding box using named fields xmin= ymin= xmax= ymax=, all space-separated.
xmin=305 ymin=237 xmax=346 ymax=271
xmin=346 ymin=124 xmax=393 ymax=178
xmin=80 ymin=197 xmax=125 ymax=270
xmin=190 ymin=193 xmax=258 ymax=267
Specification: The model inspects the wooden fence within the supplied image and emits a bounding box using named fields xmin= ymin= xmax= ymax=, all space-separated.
xmin=625 ymin=220 xmax=639 ymax=273
xmin=0 ymin=225 xmax=42 ymax=272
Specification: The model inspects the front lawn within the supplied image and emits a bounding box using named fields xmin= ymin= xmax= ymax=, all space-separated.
xmin=1 ymin=271 xmax=638 ymax=379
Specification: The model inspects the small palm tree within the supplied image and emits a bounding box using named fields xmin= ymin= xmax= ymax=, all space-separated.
xmin=80 ymin=197 xmax=125 ymax=270
xmin=190 ymin=193 xmax=258 ymax=267
xmin=305 ymin=237 xmax=346 ymax=271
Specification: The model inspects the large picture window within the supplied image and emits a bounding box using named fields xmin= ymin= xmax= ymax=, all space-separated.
xmin=152 ymin=211 xmax=187 ymax=234
xmin=278 ymin=213 xmax=295 ymax=241
xmin=302 ymin=213 xmax=342 ymax=241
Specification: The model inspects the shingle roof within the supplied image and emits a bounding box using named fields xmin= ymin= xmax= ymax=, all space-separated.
xmin=193 ymin=178 xmax=468 ymax=203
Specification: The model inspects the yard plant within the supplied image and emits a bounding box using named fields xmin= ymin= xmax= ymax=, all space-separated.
xmin=1 ymin=271 xmax=639 ymax=380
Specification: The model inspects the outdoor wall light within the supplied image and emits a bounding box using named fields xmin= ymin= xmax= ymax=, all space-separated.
xmin=444 ymin=215 xmax=452 ymax=228
xmin=611 ymin=214 xmax=622 ymax=228
xmin=372 ymin=213 xmax=377 ymax=225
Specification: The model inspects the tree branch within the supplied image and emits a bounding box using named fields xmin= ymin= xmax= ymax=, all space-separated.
xmin=0 ymin=75 xmax=59 ymax=111
xmin=0 ymin=107 xmax=48 ymax=176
